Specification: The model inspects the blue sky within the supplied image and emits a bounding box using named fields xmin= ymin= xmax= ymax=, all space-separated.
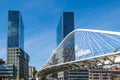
xmin=0 ymin=0 xmax=120 ymax=70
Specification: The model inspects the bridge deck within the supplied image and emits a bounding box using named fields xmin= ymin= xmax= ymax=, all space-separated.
xmin=38 ymin=52 xmax=120 ymax=79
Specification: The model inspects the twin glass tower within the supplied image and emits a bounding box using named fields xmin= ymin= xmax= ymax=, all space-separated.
xmin=7 ymin=11 xmax=29 ymax=80
xmin=56 ymin=12 xmax=76 ymax=80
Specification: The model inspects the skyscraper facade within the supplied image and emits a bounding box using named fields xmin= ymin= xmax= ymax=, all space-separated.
xmin=57 ymin=12 xmax=75 ymax=62
xmin=7 ymin=11 xmax=29 ymax=80
xmin=56 ymin=12 xmax=75 ymax=80
xmin=8 ymin=11 xmax=24 ymax=50
xmin=57 ymin=12 xmax=74 ymax=46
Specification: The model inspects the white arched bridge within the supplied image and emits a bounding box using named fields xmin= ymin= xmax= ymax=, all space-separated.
xmin=37 ymin=29 xmax=120 ymax=80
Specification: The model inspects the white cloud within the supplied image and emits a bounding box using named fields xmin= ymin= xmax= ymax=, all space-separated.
xmin=75 ymin=45 xmax=91 ymax=57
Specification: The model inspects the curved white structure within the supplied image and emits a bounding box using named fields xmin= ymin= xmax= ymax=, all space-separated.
xmin=37 ymin=29 xmax=120 ymax=79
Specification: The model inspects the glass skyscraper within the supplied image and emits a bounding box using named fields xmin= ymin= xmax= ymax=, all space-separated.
xmin=8 ymin=11 xmax=24 ymax=50
xmin=56 ymin=12 xmax=76 ymax=80
xmin=7 ymin=11 xmax=29 ymax=80
xmin=55 ymin=12 xmax=89 ymax=80
xmin=57 ymin=12 xmax=74 ymax=46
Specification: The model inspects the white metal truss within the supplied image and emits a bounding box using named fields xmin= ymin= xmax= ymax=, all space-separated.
xmin=37 ymin=29 xmax=120 ymax=79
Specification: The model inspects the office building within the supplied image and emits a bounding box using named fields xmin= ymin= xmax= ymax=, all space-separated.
xmin=29 ymin=66 xmax=37 ymax=80
xmin=69 ymin=69 xmax=89 ymax=80
xmin=89 ymin=69 xmax=112 ymax=80
xmin=108 ymin=66 xmax=120 ymax=80
xmin=89 ymin=67 xmax=120 ymax=80
xmin=7 ymin=11 xmax=29 ymax=80
xmin=57 ymin=12 xmax=74 ymax=46
xmin=0 ymin=59 xmax=5 ymax=80
xmin=0 ymin=64 xmax=16 ymax=80
xmin=7 ymin=11 xmax=24 ymax=50
xmin=56 ymin=12 xmax=77 ymax=80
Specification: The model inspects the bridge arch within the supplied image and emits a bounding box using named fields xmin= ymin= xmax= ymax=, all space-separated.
xmin=37 ymin=29 xmax=120 ymax=79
